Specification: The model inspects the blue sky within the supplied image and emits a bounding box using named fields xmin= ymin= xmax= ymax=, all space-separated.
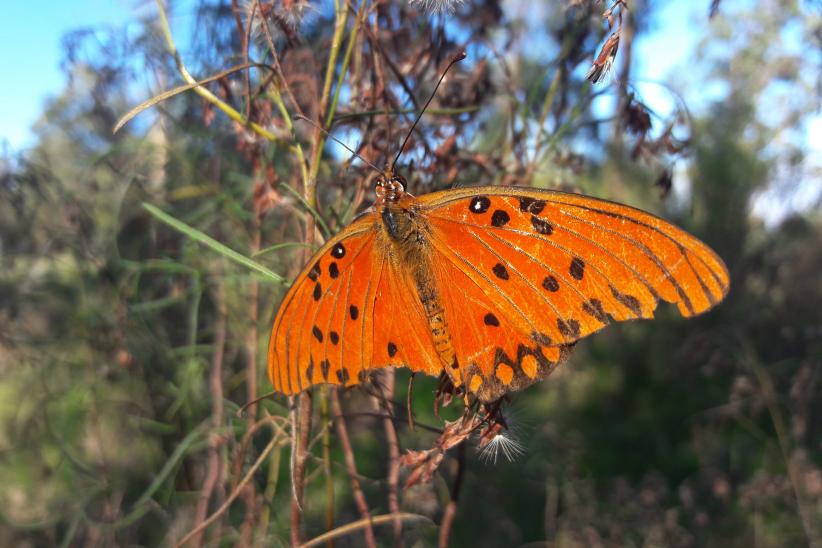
xmin=0 ymin=1 xmax=136 ymax=149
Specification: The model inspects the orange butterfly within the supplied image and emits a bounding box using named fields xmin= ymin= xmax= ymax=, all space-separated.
xmin=267 ymin=172 xmax=729 ymax=403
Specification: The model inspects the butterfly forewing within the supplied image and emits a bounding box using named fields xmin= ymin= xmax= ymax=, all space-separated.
xmin=269 ymin=214 xmax=445 ymax=395
xmin=269 ymin=219 xmax=380 ymax=394
xmin=419 ymin=187 xmax=729 ymax=344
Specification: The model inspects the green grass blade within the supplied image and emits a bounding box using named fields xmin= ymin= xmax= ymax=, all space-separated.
xmin=142 ymin=203 xmax=286 ymax=284
xmin=252 ymin=241 xmax=315 ymax=258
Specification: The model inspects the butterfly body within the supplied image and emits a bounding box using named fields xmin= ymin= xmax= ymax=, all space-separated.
xmin=370 ymin=176 xmax=463 ymax=390
xmin=268 ymin=176 xmax=729 ymax=403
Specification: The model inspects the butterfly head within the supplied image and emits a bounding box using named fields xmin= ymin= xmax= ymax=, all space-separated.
xmin=375 ymin=167 xmax=408 ymax=202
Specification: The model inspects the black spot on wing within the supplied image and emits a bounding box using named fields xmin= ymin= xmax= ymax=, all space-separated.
xmin=320 ymin=359 xmax=331 ymax=380
xmin=312 ymin=325 xmax=323 ymax=342
xmin=328 ymin=262 xmax=339 ymax=279
xmin=387 ymin=342 xmax=398 ymax=357
xmin=491 ymin=210 xmax=510 ymax=227
xmin=557 ymin=318 xmax=581 ymax=338
xmin=305 ymin=357 xmax=314 ymax=382
xmin=582 ymin=299 xmax=608 ymax=324
xmin=532 ymin=331 xmax=552 ymax=346
xmin=308 ymin=262 xmax=321 ymax=282
xmin=329 ymin=331 xmax=339 ymax=345
xmin=570 ymin=258 xmax=585 ymax=280
xmin=313 ymin=283 xmax=322 ymax=301
xmin=331 ymin=243 xmax=346 ymax=259
xmin=492 ymin=263 xmax=509 ymax=280
xmin=519 ymin=197 xmax=546 ymax=215
xmin=610 ymin=285 xmax=643 ymax=317
xmin=336 ymin=368 xmax=350 ymax=383
xmin=542 ymin=275 xmax=560 ymax=292
xmin=349 ymin=305 xmax=359 ymax=320
xmin=469 ymin=196 xmax=491 ymax=214
xmin=531 ymin=215 xmax=553 ymax=235
xmin=483 ymin=313 xmax=500 ymax=327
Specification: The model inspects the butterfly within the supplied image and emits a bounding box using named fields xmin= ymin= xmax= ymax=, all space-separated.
xmin=267 ymin=171 xmax=729 ymax=403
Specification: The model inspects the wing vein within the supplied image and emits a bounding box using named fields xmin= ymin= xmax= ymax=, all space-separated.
xmin=550 ymin=199 xmax=722 ymax=306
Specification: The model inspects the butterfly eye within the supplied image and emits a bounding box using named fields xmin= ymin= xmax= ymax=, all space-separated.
xmin=392 ymin=176 xmax=407 ymax=191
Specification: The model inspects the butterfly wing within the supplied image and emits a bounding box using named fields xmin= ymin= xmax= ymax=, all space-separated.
xmin=268 ymin=214 xmax=442 ymax=396
xmin=419 ymin=186 xmax=729 ymax=400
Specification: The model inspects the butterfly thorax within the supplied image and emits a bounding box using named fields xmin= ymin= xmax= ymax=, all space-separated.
xmin=374 ymin=176 xmax=463 ymax=387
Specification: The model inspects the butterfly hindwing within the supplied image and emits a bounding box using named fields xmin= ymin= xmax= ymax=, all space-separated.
xmin=432 ymin=251 xmax=571 ymax=401
xmin=371 ymin=258 xmax=443 ymax=378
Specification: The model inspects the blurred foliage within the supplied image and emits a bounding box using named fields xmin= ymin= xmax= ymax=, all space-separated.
xmin=1 ymin=0 xmax=821 ymax=546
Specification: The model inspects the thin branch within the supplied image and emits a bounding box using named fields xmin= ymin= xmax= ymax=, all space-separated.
xmin=229 ymin=0 xmax=253 ymax=120
xmin=320 ymin=387 xmax=335 ymax=542
xmin=298 ymin=513 xmax=432 ymax=548
xmin=330 ymin=388 xmax=377 ymax=548
xmin=372 ymin=369 xmax=403 ymax=547
xmin=291 ymin=392 xmax=314 ymax=546
xmin=190 ymin=278 xmax=227 ymax=547
xmin=438 ymin=444 xmax=466 ymax=548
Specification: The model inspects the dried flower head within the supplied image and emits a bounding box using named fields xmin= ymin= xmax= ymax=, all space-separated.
xmin=244 ymin=0 xmax=312 ymax=45
xmin=401 ymin=413 xmax=482 ymax=486
xmin=408 ymin=0 xmax=464 ymax=14
xmin=476 ymin=405 xmax=528 ymax=464
xmin=477 ymin=421 xmax=525 ymax=464
xmin=622 ymin=94 xmax=653 ymax=136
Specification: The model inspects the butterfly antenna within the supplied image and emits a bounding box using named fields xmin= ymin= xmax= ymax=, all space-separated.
xmin=294 ymin=115 xmax=383 ymax=174
xmin=391 ymin=50 xmax=467 ymax=171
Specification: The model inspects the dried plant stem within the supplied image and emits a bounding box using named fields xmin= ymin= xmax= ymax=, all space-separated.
xmin=176 ymin=422 xmax=286 ymax=547
xmin=258 ymin=437 xmax=282 ymax=538
xmin=325 ymin=0 xmax=368 ymax=128
xmin=286 ymin=0 xmax=344 ymax=542
xmin=300 ymin=513 xmax=432 ymax=548
xmin=291 ymin=392 xmax=314 ymax=546
xmin=319 ymin=386 xmax=335 ymax=542
xmin=438 ymin=444 xmax=466 ymax=548
xmin=229 ymin=0 xmax=253 ymax=120
xmin=613 ymin=3 xmax=633 ymax=142
xmin=330 ymin=389 xmax=377 ymax=548
xmin=373 ymin=369 xmax=403 ymax=547
xmin=246 ymin=217 xmax=261 ymax=421
xmin=528 ymin=69 xmax=562 ymax=173
xmin=190 ymin=280 xmax=227 ymax=547
xmin=308 ymin=0 xmax=351 ymax=186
